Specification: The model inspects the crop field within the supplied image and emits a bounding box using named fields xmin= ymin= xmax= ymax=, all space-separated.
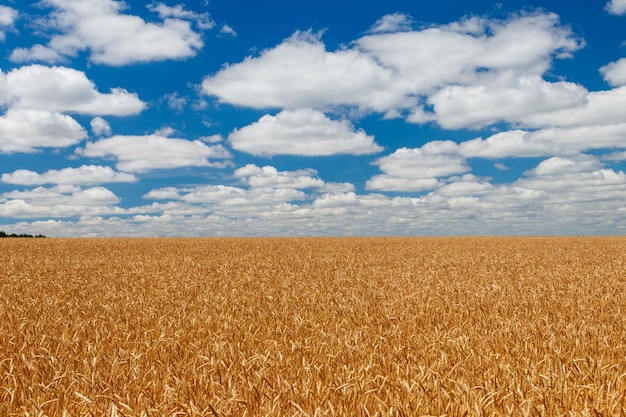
xmin=1 ymin=237 xmax=626 ymax=416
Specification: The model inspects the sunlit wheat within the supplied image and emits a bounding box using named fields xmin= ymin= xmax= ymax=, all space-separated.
xmin=1 ymin=237 xmax=625 ymax=416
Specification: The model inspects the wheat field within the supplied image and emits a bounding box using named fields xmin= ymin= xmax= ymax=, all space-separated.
xmin=1 ymin=237 xmax=625 ymax=416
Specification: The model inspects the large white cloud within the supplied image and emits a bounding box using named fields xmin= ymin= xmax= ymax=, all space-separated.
xmin=357 ymin=12 xmax=579 ymax=92
xmin=0 ymin=109 xmax=86 ymax=153
xmin=461 ymin=124 xmax=626 ymax=158
xmin=10 ymin=0 xmax=209 ymax=66
xmin=1 ymin=165 xmax=136 ymax=186
xmin=0 ymin=65 xmax=145 ymax=153
xmin=366 ymin=143 xmax=470 ymax=192
xmin=524 ymin=154 xmax=603 ymax=176
xmin=423 ymin=74 xmax=588 ymax=129
xmin=228 ymin=109 xmax=383 ymax=156
xmin=1 ymin=65 xmax=145 ymax=115
xmin=0 ymin=185 xmax=122 ymax=218
xmin=203 ymin=31 xmax=402 ymax=112
xmin=77 ymin=134 xmax=232 ymax=172
xmin=203 ymin=12 xmax=581 ymax=125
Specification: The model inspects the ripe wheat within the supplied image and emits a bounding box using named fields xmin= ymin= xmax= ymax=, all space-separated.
xmin=1 ymin=237 xmax=625 ymax=416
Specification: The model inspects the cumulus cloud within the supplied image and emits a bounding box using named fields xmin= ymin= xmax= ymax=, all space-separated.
xmin=525 ymin=154 xmax=603 ymax=176
xmin=0 ymin=6 xmax=17 ymax=41
xmin=1 ymin=65 xmax=145 ymax=115
xmin=460 ymin=124 xmax=626 ymax=158
xmin=9 ymin=45 xmax=65 ymax=64
xmin=90 ymin=117 xmax=112 ymax=136
xmin=366 ymin=143 xmax=470 ymax=192
xmin=366 ymin=122 xmax=626 ymax=192
xmin=423 ymin=74 xmax=587 ymax=129
xmin=1 ymin=165 xmax=136 ymax=186
xmin=202 ymin=31 xmax=403 ymax=112
xmin=0 ymin=109 xmax=86 ymax=153
xmin=0 ymin=185 xmax=122 ymax=218
xmin=228 ymin=109 xmax=383 ymax=156
xmin=234 ymin=164 xmax=324 ymax=189
xmin=203 ymin=11 xmax=581 ymax=126
xmin=368 ymin=13 xmax=413 ymax=34
xmin=142 ymin=163 xmax=345 ymax=222
xmin=78 ymin=134 xmax=232 ymax=172
xmin=606 ymin=0 xmax=626 ymax=15
xmin=518 ymin=86 xmax=626 ymax=128
xmin=372 ymin=145 xmax=467 ymax=179
xmin=4 ymin=160 xmax=626 ymax=236
xmin=600 ymin=58 xmax=626 ymax=87
xmin=11 ymin=0 xmax=207 ymax=66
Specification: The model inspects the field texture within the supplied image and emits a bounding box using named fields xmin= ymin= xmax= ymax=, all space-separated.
xmin=1 ymin=237 xmax=626 ymax=416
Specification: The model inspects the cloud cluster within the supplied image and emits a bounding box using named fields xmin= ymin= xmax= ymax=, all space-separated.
xmin=0 ymin=185 xmax=122 ymax=219
xmin=3 ymin=6 xmax=626 ymax=237
xmin=5 ymin=156 xmax=625 ymax=237
xmin=2 ymin=165 xmax=136 ymax=186
xmin=10 ymin=0 xmax=210 ymax=66
xmin=0 ymin=64 xmax=145 ymax=153
xmin=203 ymin=12 xmax=582 ymax=127
xmin=78 ymin=135 xmax=232 ymax=173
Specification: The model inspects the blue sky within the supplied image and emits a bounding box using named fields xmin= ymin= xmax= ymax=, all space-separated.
xmin=1 ymin=0 xmax=626 ymax=236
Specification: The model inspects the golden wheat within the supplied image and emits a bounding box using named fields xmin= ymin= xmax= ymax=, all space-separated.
xmin=1 ymin=237 xmax=625 ymax=416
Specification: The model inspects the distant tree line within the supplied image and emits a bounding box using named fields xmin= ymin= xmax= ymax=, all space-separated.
xmin=0 ymin=231 xmax=46 ymax=238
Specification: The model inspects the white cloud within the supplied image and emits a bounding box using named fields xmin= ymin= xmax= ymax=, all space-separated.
xmin=202 ymin=31 xmax=403 ymax=112
xmin=460 ymin=124 xmax=626 ymax=159
xmin=90 ymin=117 xmax=112 ymax=136
xmin=78 ymin=134 xmax=232 ymax=172
xmin=1 ymin=165 xmax=136 ymax=186
xmin=2 ymin=65 xmax=145 ymax=115
xmin=12 ymin=0 xmax=207 ymax=66
xmin=0 ymin=109 xmax=86 ymax=153
xmin=519 ymin=87 xmax=626 ymax=128
xmin=368 ymin=13 xmax=413 ymax=34
xmin=202 ymin=12 xmax=581 ymax=125
xmin=372 ymin=144 xmax=470 ymax=179
xmin=600 ymin=58 xmax=626 ymax=87
xmin=228 ymin=108 xmax=383 ymax=156
xmin=0 ymin=185 xmax=122 ymax=218
xmin=220 ymin=24 xmax=237 ymax=37
xmin=424 ymin=74 xmax=587 ymax=129
xmin=10 ymin=45 xmax=65 ymax=64
xmin=366 ymin=121 xmax=626 ymax=192
xmin=525 ymin=154 xmax=603 ymax=177
xmin=142 ymin=164 xmax=347 ymax=221
xmin=516 ymin=168 xmax=626 ymax=196
xmin=606 ymin=0 xmax=626 ymax=15
xmin=0 ymin=6 xmax=18 ymax=41
xmin=234 ymin=164 xmax=324 ymax=189
xmin=366 ymin=144 xmax=469 ymax=192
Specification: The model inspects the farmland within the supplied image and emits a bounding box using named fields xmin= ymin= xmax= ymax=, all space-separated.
xmin=1 ymin=237 xmax=625 ymax=416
